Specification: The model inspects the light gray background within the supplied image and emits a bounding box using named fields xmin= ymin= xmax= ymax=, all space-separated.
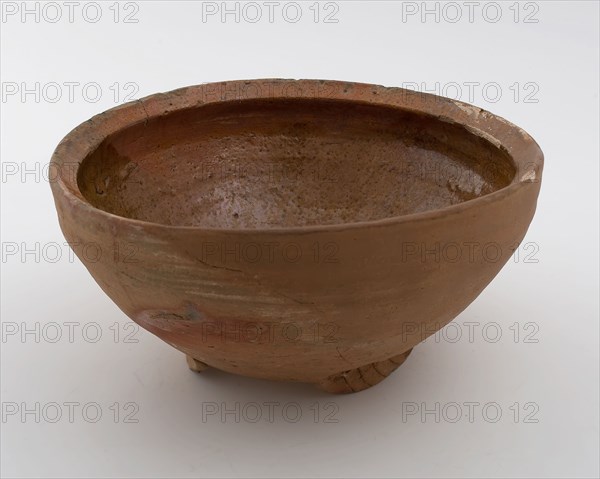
xmin=1 ymin=1 xmax=598 ymax=477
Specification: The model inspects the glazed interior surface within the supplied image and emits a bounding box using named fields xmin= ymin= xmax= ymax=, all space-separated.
xmin=78 ymin=98 xmax=516 ymax=228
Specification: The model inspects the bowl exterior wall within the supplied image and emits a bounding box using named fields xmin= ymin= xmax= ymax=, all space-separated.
xmin=52 ymin=176 xmax=540 ymax=382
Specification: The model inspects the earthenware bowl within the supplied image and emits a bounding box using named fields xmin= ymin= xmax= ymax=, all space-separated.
xmin=50 ymin=79 xmax=543 ymax=393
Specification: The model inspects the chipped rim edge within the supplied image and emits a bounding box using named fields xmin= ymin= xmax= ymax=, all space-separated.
xmin=50 ymin=78 xmax=544 ymax=235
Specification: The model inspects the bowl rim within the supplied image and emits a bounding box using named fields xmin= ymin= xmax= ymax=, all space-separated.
xmin=50 ymin=78 xmax=544 ymax=234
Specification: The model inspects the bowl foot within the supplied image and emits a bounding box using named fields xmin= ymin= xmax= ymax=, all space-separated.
xmin=316 ymin=349 xmax=413 ymax=394
xmin=186 ymin=355 xmax=209 ymax=373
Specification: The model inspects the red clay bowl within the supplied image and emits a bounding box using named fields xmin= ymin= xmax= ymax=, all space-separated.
xmin=50 ymin=79 xmax=543 ymax=393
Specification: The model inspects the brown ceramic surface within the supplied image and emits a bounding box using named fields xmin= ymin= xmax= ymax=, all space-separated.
xmin=50 ymin=79 xmax=543 ymax=393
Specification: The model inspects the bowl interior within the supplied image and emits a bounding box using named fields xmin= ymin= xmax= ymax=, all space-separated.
xmin=77 ymin=98 xmax=516 ymax=228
